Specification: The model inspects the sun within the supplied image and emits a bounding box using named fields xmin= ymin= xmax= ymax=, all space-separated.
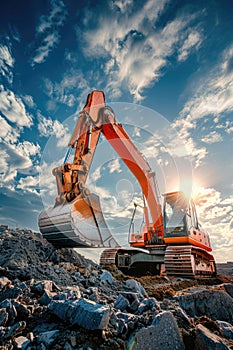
xmin=191 ymin=183 xmax=206 ymax=202
xmin=178 ymin=178 xmax=206 ymax=201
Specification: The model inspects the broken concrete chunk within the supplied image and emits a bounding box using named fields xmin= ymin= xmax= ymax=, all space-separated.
xmin=48 ymin=300 xmax=71 ymax=320
xmin=178 ymin=289 xmax=233 ymax=323
xmin=136 ymin=297 xmax=161 ymax=315
xmin=120 ymin=292 xmax=140 ymax=312
xmin=130 ymin=311 xmax=185 ymax=350
xmin=71 ymin=298 xmax=110 ymax=330
xmin=125 ymin=279 xmax=147 ymax=299
xmin=5 ymin=321 xmax=26 ymax=339
xmin=0 ymin=277 xmax=12 ymax=290
xmin=172 ymin=306 xmax=193 ymax=331
xmin=223 ymin=284 xmax=233 ymax=298
xmin=100 ymin=270 xmax=114 ymax=284
xmin=194 ymin=324 xmax=229 ymax=350
xmin=12 ymin=301 xmax=30 ymax=320
xmin=49 ymin=298 xmax=110 ymax=330
xmin=0 ymin=286 xmax=22 ymax=303
xmin=37 ymin=330 xmax=59 ymax=346
xmin=39 ymin=290 xmax=56 ymax=306
xmin=0 ymin=299 xmax=17 ymax=325
xmin=14 ymin=336 xmax=30 ymax=350
xmin=0 ymin=308 xmax=8 ymax=326
xmin=30 ymin=280 xmax=60 ymax=295
xmin=114 ymin=294 xmax=130 ymax=311
xmin=216 ymin=320 xmax=233 ymax=339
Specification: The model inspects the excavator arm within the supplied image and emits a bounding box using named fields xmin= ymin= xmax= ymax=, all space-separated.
xmin=40 ymin=90 xmax=164 ymax=248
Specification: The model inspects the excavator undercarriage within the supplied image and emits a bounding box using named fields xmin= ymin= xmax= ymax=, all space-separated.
xmin=99 ymin=245 xmax=216 ymax=278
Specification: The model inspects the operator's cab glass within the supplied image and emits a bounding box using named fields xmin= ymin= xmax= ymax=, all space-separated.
xmin=163 ymin=191 xmax=189 ymax=237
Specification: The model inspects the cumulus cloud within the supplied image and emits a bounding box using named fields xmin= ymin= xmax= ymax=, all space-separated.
xmin=0 ymin=85 xmax=33 ymax=127
xmin=31 ymin=0 xmax=67 ymax=65
xmin=22 ymin=95 xmax=35 ymax=108
xmin=0 ymin=44 xmax=14 ymax=84
xmin=37 ymin=113 xmax=70 ymax=147
xmin=108 ymin=159 xmax=122 ymax=174
xmin=0 ymin=115 xmax=20 ymax=143
xmin=194 ymin=187 xmax=233 ymax=262
xmin=17 ymin=141 xmax=41 ymax=158
xmin=0 ymin=142 xmax=33 ymax=188
xmin=17 ymin=175 xmax=39 ymax=194
xmin=81 ymin=0 xmax=202 ymax=100
xmin=201 ymin=131 xmax=223 ymax=144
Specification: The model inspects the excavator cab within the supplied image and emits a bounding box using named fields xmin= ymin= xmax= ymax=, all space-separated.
xmin=163 ymin=191 xmax=211 ymax=250
xmin=163 ymin=191 xmax=188 ymax=238
xmin=163 ymin=191 xmax=216 ymax=278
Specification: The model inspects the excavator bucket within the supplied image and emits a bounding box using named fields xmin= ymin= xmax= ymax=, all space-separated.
xmin=38 ymin=193 xmax=119 ymax=248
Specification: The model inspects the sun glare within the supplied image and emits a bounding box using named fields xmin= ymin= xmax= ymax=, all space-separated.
xmin=177 ymin=178 xmax=206 ymax=201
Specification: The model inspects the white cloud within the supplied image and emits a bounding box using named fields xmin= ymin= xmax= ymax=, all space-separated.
xmin=43 ymin=69 xmax=91 ymax=109
xmin=81 ymin=1 xmax=202 ymax=100
xmin=0 ymin=85 xmax=33 ymax=127
xmin=33 ymin=32 xmax=59 ymax=64
xmin=22 ymin=95 xmax=35 ymax=108
xmin=201 ymin=131 xmax=223 ymax=144
xmin=89 ymin=166 xmax=102 ymax=182
xmin=112 ymin=0 xmax=133 ymax=14
xmin=0 ymin=115 xmax=20 ymax=143
xmin=0 ymin=44 xmax=14 ymax=83
xmin=31 ymin=0 xmax=67 ymax=65
xmin=180 ymin=44 xmax=233 ymax=122
xmin=226 ymin=125 xmax=233 ymax=134
xmin=178 ymin=30 xmax=202 ymax=62
xmin=172 ymin=44 xmax=233 ymax=167
xmin=17 ymin=175 xmax=39 ymax=194
xmin=0 ymin=142 xmax=33 ymax=188
xmin=17 ymin=141 xmax=41 ymax=158
xmin=108 ymin=159 xmax=122 ymax=174
xmin=37 ymin=113 xmax=70 ymax=147
xmin=193 ymin=187 xmax=233 ymax=262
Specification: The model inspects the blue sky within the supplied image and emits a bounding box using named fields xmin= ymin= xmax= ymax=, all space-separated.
xmin=0 ymin=0 xmax=232 ymax=262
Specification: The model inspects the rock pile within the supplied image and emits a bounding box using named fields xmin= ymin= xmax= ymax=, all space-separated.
xmin=0 ymin=225 xmax=233 ymax=349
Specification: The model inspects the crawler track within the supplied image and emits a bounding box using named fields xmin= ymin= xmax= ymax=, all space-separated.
xmin=164 ymin=245 xmax=216 ymax=278
xmin=99 ymin=248 xmax=119 ymax=266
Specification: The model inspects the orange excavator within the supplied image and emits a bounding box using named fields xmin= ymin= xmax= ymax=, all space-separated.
xmin=38 ymin=91 xmax=216 ymax=278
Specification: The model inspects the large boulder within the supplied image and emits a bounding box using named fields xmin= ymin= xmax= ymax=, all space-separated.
xmin=177 ymin=289 xmax=233 ymax=324
xmin=49 ymin=298 xmax=110 ymax=330
xmin=130 ymin=311 xmax=185 ymax=350
xmin=194 ymin=324 xmax=229 ymax=350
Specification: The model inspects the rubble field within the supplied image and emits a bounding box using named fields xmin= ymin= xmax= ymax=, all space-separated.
xmin=0 ymin=226 xmax=233 ymax=350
